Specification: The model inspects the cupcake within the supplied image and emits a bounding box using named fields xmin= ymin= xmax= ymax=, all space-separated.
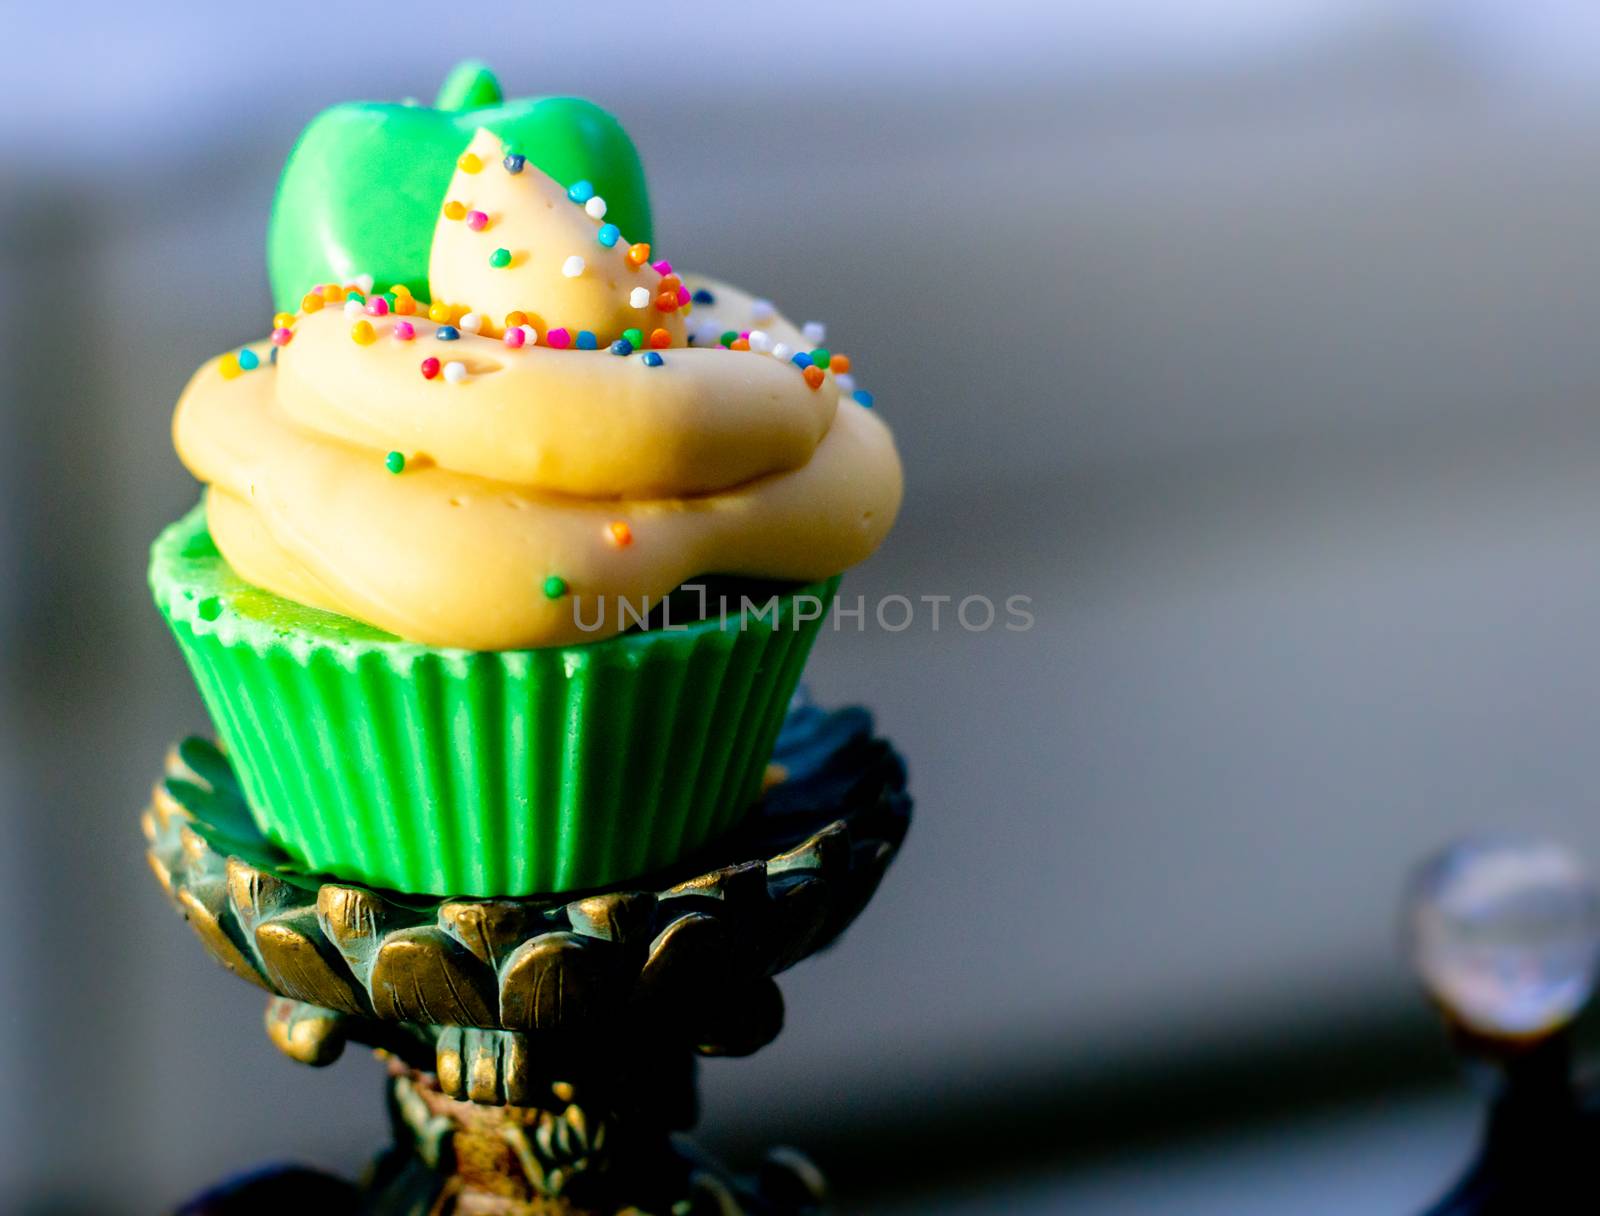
xmin=149 ymin=67 xmax=901 ymax=897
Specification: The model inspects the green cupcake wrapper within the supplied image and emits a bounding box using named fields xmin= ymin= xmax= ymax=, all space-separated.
xmin=150 ymin=503 xmax=838 ymax=896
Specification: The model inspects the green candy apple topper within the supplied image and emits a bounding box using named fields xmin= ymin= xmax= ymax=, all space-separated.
xmin=267 ymin=61 xmax=653 ymax=311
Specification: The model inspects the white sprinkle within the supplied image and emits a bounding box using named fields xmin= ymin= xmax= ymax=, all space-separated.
xmin=692 ymin=321 xmax=722 ymax=346
xmin=771 ymin=342 xmax=792 ymax=362
xmin=629 ymin=286 xmax=651 ymax=309
xmin=343 ymin=299 xmax=365 ymax=319
xmin=563 ymin=255 xmax=586 ymax=278
xmin=443 ymin=360 xmax=468 ymax=383
xmin=836 ymin=373 xmax=856 ymax=394
xmin=584 ymin=195 xmax=608 ymax=220
xmin=747 ymin=329 xmax=773 ymax=353
xmin=351 ymin=273 xmax=375 ymax=294
xmin=459 ymin=311 xmax=483 ymax=334
xmin=802 ymin=320 xmax=826 ymax=344
xmin=751 ymin=298 xmax=776 ymax=322
xmin=519 ymin=324 xmax=539 ymax=345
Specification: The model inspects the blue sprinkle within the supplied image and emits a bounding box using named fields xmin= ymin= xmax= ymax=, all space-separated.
xmin=597 ymin=222 xmax=620 ymax=247
xmin=791 ymin=352 xmax=813 ymax=368
xmin=642 ymin=351 xmax=664 ymax=367
xmin=436 ymin=325 xmax=460 ymax=341
xmin=237 ymin=348 xmax=260 ymax=371
xmin=853 ymin=389 xmax=875 ymax=409
xmin=692 ymin=288 xmax=715 ymax=305
xmin=268 ymin=346 xmax=278 ymax=365
xmin=576 ymin=330 xmax=598 ymax=350
xmin=610 ymin=339 xmax=633 ymax=356
xmin=567 ymin=179 xmax=595 ymax=204
xmin=503 ymin=154 xmax=526 ymax=174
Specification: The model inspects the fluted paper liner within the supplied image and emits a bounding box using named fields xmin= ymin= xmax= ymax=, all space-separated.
xmin=150 ymin=504 xmax=835 ymax=896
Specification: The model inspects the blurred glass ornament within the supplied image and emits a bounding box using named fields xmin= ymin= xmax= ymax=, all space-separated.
xmin=1405 ymin=834 xmax=1600 ymax=1039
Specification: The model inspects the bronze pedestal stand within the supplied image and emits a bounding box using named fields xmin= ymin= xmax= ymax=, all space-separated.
xmin=144 ymin=704 xmax=910 ymax=1215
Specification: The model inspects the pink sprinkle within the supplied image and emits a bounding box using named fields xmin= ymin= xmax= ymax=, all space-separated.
xmin=270 ymin=327 xmax=293 ymax=346
xmin=676 ymin=285 xmax=690 ymax=305
xmin=651 ymin=260 xmax=672 ymax=275
xmin=740 ymin=330 xmax=750 ymax=339
xmin=393 ymin=321 xmax=415 ymax=341
xmin=547 ymin=327 xmax=571 ymax=349
xmin=366 ymin=297 xmax=389 ymax=316
xmin=466 ymin=210 xmax=489 ymax=231
xmin=502 ymin=327 xmax=525 ymax=348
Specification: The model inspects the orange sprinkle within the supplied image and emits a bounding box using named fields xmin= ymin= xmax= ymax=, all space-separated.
xmin=654 ymin=292 xmax=679 ymax=312
xmin=351 ymin=319 xmax=377 ymax=345
xmin=301 ymin=292 xmax=324 ymax=313
xmin=626 ymin=242 xmax=651 ymax=267
xmin=803 ymin=366 xmax=825 ymax=390
xmin=458 ymin=152 xmax=483 ymax=173
xmin=393 ymin=295 xmax=416 ymax=315
xmin=606 ymin=521 xmax=633 ymax=548
xmin=659 ymin=274 xmax=681 ymax=294
xmin=730 ymin=338 xmax=750 ymax=351
xmin=831 ymin=354 xmax=851 ymax=374
xmin=505 ymin=310 xmax=528 ymax=328
xmin=443 ymin=200 xmax=467 ymax=221
xmin=648 ymin=328 xmax=671 ymax=349
xmin=428 ymin=301 xmax=453 ymax=323
xmin=321 ymin=284 xmax=345 ymax=302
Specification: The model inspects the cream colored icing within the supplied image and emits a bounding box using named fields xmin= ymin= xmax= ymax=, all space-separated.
xmin=173 ymin=129 xmax=901 ymax=650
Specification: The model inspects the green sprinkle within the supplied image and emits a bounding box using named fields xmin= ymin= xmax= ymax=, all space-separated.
xmin=385 ymin=451 xmax=406 ymax=474
xmin=810 ymin=348 xmax=831 ymax=369
xmin=623 ymin=327 xmax=644 ymax=349
xmin=197 ymin=595 xmax=222 ymax=622
xmin=542 ymin=575 xmax=568 ymax=599
xmin=720 ymin=330 xmax=738 ymax=348
xmin=381 ymin=290 xmax=398 ymax=309
xmin=490 ymin=247 xmax=512 ymax=268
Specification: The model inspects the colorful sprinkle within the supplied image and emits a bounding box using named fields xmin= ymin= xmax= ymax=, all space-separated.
xmin=520 ymin=325 xmax=540 ymax=345
xmin=351 ymin=274 xmax=374 ymax=294
xmin=719 ymin=330 xmax=738 ymax=348
xmin=343 ymin=299 xmax=365 ymax=320
xmin=272 ymin=311 xmax=296 ymax=330
xmin=651 ymin=260 xmax=673 ymax=275
xmin=218 ymin=355 xmax=243 ymax=381
xmin=435 ymin=325 xmax=460 ymax=341
xmin=610 ymin=338 xmax=633 ymax=356
xmin=748 ymin=330 xmax=772 ymax=353
xmin=503 ymin=153 xmax=525 ymax=174
xmin=351 ymin=319 xmax=377 ymax=345
xmin=751 ymin=298 xmax=776 ymax=322
xmin=562 ymin=255 xmax=586 ymax=278
xmin=584 ymin=195 xmax=608 ymax=220
xmin=621 ymin=327 xmax=644 ymax=348
xmin=810 ymin=348 xmax=831 ymax=369
xmin=790 ymin=351 xmax=812 ymax=368
xmin=566 ymin=180 xmax=595 ymax=204
xmin=321 ymin=283 xmax=346 ymax=302
xmin=691 ymin=288 xmax=715 ymax=305
xmin=597 ymin=223 xmax=620 ymax=247
xmin=467 ymin=210 xmax=490 ymax=231
xmin=269 ymin=347 xmax=278 ymax=365
xmin=547 ymin=327 xmax=572 ymax=349
xmin=576 ymin=331 xmax=598 ymax=350
xmin=421 ymin=357 xmax=441 ymax=379
xmin=443 ymin=360 xmax=468 ymax=383
xmin=607 ymin=521 xmax=633 ymax=547
xmin=836 ymin=373 xmax=856 ymax=394
xmin=803 ymin=366 xmax=825 ymax=390
xmin=730 ymin=338 xmax=750 ymax=351
xmin=459 ymin=312 xmax=483 ymax=334
xmin=428 ymin=302 xmax=453 ymax=323
xmin=649 ymin=328 xmax=672 ymax=349
xmin=771 ymin=342 xmax=792 ymax=362
xmin=385 ymin=450 xmax=407 ymax=474
xmin=394 ymin=295 xmax=417 ymax=315
xmin=543 ymin=574 xmax=568 ymax=599
xmin=802 ymin=321 xmax=826 ymax=344
xmin=505 ymin=310 xmax=528 ymax=328
xmin=271 ymin=326 xmax=294 ymax=346
xmin=625 ymin=242 xmax=651 ymax=267
xmin=502 ymin=326 xmax=525 ymax=348
xmin=641 ymin=351 xmax=664 ymax=367
xmin=393 ymin=321 xmax=415 ymax=341
xmin=629 ymin=287 xmax=651 ymax=309
xmin=366 ymin=296 xmax=389 ymax=317
xmin=655 ymin=291 xmax=679 ymax=312
xmin=197 ymin=595 xmax=222 ymax=622
xmin=831 ymin=354 xmax=851 ymax=374
xmin=853 ymin=389 xmax=875 ymax=408
xmin=489 ymin=247 xmax=511 ymax=268
xmin=676 ymin=285 xmax=691 ymax=306
xmin=458 ymin=152 xmax=483 ymax=173
xmin=237 ymin=349 xmax=260 ymax=371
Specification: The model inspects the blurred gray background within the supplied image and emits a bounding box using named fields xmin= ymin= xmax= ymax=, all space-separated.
xmin=12 ymin=0 xmax=1600 ymax=1211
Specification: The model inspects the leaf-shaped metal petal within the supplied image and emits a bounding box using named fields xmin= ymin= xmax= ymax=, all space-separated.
xmin=368 ymin=926 xmax=496 ymax=1025
xmin=255 ymin=912 xmax=368 ymax=1014
xmin=499 ymin=932 xmax=607 ymax=1030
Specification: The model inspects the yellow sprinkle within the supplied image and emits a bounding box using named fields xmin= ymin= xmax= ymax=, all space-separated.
xmin=301 ymin=292 xmax=324 ymax=313
xmin=218 ymin=354 xmax=242 ymax=380
xmin=391 ymin=283 xmax=413 ymax=297
xmin=272 ymin=311 xmax=295 ymax=330
xmin=505 ymin=310 xmax=527 ymax=328
xmin=428 ymin=301 xmax=453 ymax=323
xmin=458 ymin=153 xmax=483 ymax=174
xmin=351 ymin=319 xmax=376 ymax=345
xmin=442 ymin=200 xmax=467 ymax=221
xmin=321 ymin=283 xmax=345 ymax=302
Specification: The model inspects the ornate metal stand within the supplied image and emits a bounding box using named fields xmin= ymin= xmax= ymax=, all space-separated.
xmin=144 ymin=703 xmax=910 ymax=1214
